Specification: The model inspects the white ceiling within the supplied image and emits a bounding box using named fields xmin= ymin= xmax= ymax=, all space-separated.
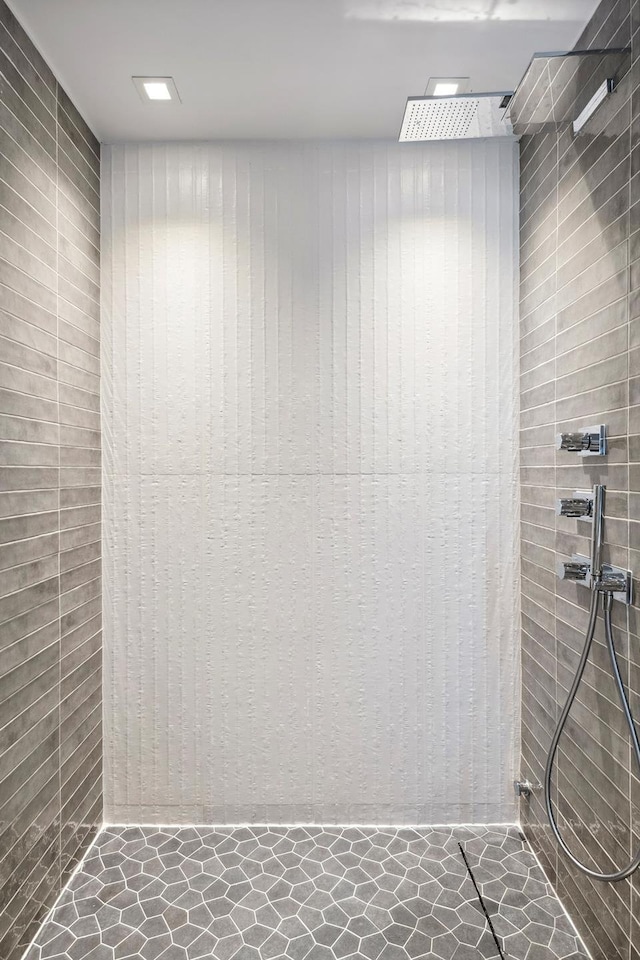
xmin=9 ymin=0 xmax=600 ymax=141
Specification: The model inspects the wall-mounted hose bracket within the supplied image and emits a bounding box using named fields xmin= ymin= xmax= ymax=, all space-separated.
xmin=557 ymin=554 xmax=633 ymax=605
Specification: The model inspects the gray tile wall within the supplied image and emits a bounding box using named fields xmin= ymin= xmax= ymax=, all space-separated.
xmin=0 ymin=2 xmax=101 ymax=957
xmin=519 ymin=1 xmax=640 ymax=958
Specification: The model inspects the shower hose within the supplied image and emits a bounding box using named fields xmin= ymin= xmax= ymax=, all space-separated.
xmin=544 ymin=586 xmax=640 ymax=881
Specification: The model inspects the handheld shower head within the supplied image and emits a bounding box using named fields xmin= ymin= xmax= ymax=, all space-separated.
xmin=590 ymin=483 xmax=605 ymax=583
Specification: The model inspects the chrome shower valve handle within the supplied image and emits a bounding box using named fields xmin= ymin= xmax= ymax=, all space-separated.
xmin=557 ymin=557 xmax=590 ymax=582
xmin=556 ymin=490 xmax=593 ymax=519
xmin=556 ymin=432 xmax=595 ymax=452
xmin=556 ymin=556 xmax=632 ymax=605
xmin=556 ymin=424 xmax=606 ymax=456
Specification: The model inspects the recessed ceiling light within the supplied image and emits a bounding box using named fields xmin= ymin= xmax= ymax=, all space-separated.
xmin=144 ymin=81 xmax=171 ymax=100
xmin=433 ymin=82 xmax=459 ymax=96
xmin=425 ymin=77 xmax=470 ymax=97
xmin=132 ymin=76 xmax=180 ymax=102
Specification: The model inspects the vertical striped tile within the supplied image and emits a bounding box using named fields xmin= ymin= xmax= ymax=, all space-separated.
xmin=102 ymin=138 xmax=519 ymax=826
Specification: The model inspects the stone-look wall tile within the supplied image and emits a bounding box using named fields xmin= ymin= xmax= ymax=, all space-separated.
xmin=519 ymin=1 xmax=639 ymax=958
xmin=0 ymin=2 xmax=101 ymax=958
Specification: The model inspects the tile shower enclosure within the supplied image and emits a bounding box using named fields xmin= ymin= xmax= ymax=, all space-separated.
xmin=5 ymin=0 xmax=640 ymax=955
xmin=102 ymin=140 xmax=519 ymax=826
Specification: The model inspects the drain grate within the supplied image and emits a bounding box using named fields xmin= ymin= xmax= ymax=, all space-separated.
xmin=458 ymin=841 xmax=506 ymax=960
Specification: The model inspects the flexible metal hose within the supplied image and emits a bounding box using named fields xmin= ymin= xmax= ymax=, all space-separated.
xmin=544 ymin=589 xmax=640 ymax=881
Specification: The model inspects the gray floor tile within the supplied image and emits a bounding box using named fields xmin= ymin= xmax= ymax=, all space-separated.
xmin=23 ymin=826 xmax=588 ymax=960
xmin=456 ymin=825 xmax=589 ymax=960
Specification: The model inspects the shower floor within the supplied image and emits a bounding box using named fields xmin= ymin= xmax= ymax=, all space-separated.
xmin=25 ymin=825 xmax=587 ymax=960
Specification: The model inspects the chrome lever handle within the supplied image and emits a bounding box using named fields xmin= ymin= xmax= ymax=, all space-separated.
xmin=557 ymin=559 xmax=590 ymax=582
xmin=556 ymin=424 xmax=606 ymax=457
xmin=556 ymin=494 xmax=593 ymax=518
xmin=557 ymin=432 xmax=593 ymax=452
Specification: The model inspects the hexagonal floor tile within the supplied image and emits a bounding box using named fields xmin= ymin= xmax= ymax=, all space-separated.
xmin=22 ymin=826 xmax=588 ymax=960
xmin=456 ymin=826 xmax=589 ymax=960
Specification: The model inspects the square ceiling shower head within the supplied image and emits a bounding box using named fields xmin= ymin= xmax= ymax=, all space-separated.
xmin=399 ymin=93 xmax=513 ymax=141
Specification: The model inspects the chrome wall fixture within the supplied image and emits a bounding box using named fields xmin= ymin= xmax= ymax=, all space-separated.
xmin=573 ymin=77 xmax=615 ymax=134
xmin=513 ymin=779 xmax=533 ymax=799
xmin=556 ymin=477 xmax=632 ymax=603
xmin=508 ymin=47 xmax=630 ymax=138
xmin=557 ymin=552 xmax=633 ymax=604
xmin=557 ymin=555 xmax=590 ymax=583
xmin=556 ymin=489 xmax=593 ymax=519
xmin=556 ymin=423 xmax=607 ymax=456
xmin=544 ymin=429 xmax=640 ymax=880
xmin=398 ymin=48 xmax=630 ymax=145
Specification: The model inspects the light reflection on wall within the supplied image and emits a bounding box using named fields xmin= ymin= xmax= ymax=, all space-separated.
xmin=102 ymin=139 xmax=520 ymax=826
xmin=344 ymin=0 xmax=596 ymax=22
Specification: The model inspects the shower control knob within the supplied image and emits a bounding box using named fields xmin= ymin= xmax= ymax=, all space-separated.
xmin=557 ymin=558 xmax=590 ymax=582
xmin=557 ymin=432 xmax=590 ymax=452
xmin=556 ymin=492 xmax=593 ymax=519
xmin=556 ymin=424 xmax=607 ymax=457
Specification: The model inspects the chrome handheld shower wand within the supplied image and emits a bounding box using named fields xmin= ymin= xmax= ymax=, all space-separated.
xmin=546 ymin=483 xmax=640 ymax=881
xmin=589 ymin=482 xmax=605 ymax=582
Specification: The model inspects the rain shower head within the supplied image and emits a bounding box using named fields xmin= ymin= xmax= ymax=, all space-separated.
xmin=398 ymin=92 xmax=513 ymax=142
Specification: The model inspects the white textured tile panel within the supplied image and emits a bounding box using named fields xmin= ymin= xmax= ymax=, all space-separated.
xmin=102 ymin=139 xmax=519 ymax=824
